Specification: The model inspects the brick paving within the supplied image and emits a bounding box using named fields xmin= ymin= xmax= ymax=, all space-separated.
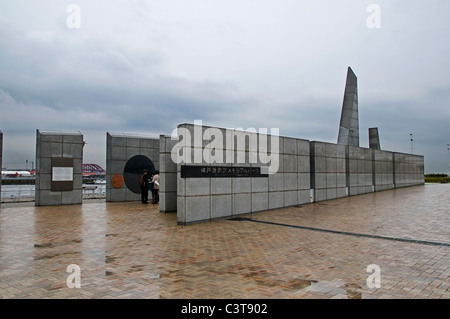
xmin=0 ymin=184 xmax=449 ymax=299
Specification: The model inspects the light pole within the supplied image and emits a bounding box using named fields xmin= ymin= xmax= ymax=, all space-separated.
xmin=447 ymin=144 xmax=450 ymax=176
xmin=410 ymin=133 xmax=414 ymax=154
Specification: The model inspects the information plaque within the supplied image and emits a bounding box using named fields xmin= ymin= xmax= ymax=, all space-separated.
xmin=51 ymin=158 xmax=74 ymax=191
xmin=52 ymin=167 xmax=73 ymax=181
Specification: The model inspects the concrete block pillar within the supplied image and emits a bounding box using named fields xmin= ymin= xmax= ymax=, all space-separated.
xmin=0 ymin=130 xmax=3 ymax=207
xmin=35 ymin=130 xmax=84 ymax=206
xmin=159 ymin=135 xmax=178 ymax=213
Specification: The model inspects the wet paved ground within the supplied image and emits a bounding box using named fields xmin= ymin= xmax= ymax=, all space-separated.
xmin=0 ymin=184 xmax=449 ymax=299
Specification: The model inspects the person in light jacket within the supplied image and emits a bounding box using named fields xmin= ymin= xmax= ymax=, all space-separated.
xmin=151 ymin=170 xmax=160 ymax=204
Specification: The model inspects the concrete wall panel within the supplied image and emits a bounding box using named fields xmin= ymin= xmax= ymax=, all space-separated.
xmin=348 ymin=146 xmax=373 ymax=196
xmin=310 ymin=141 xmax=347 ymax=202
xmin=35 ymin=130 xmax=83 ymax=206
xmin=0 ymin=131 xmax=2 ymax=207
xmin=106 ymin=133 xmax=160 ymax=202
xmin=394 ymin=152 xmax=424 ymax=188
xmin=373 ymin=150 xmax=394 ymax=191
xmin=176 ymin=124 xmax=311 ymax=224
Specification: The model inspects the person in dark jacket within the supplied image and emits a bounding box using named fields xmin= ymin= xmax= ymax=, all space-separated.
xmin=139 ymin=169 xmax=149 ymax=204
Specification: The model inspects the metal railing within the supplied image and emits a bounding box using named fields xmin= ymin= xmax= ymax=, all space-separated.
xmin=1 ymin=185 xmax=35 ymax=203
xmin=1 ymin=185 xmax=106 ymax=203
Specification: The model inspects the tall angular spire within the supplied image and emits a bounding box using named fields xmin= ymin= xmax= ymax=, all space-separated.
xmin=337 ymin=67 xmax=359 ymax=147
xmin=369 ymin=127 xmax=381 ymax=150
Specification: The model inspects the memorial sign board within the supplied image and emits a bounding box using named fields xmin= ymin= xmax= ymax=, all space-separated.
xmin=181 ymin=165 xmax=268 ymax=178
xmin=51 ymin=157 xmax=74 ymax=191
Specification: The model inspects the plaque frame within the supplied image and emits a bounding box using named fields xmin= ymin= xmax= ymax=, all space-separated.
xmin=51 ymin=157 xmax=74 ymax=191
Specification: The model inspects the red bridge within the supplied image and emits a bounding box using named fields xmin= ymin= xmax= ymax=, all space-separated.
xmin=82 ymin=164 xmax=106 ymax=176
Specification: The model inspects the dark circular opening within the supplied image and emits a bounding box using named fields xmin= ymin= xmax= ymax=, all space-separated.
xmin=123 ymin=155 xmax=155 ymax=194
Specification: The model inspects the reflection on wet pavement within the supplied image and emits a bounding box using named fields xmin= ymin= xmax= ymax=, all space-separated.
xmin=0 ymin=184 xmax=449 ymax=298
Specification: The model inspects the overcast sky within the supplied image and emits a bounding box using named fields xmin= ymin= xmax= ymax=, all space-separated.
xmin=1 ymin=0 xmax=449 ymax=173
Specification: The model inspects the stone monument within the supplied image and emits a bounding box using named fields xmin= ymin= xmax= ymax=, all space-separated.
xmin=35 ymin=130 xmax=84 ymax=206
xmin=369 ymin=127 xmax=381 ymax=150
xmin=337 ymin=67 xmax=359 ymax=147
xmin=106 ymin=132 xmax=160 ymax=202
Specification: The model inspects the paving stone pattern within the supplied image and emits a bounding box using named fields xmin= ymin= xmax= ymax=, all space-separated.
xmin=0 ymin=184 xmax=449 ymax=299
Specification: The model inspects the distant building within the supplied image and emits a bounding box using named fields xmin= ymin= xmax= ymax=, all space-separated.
xmin=1 ymin=170 xmax=33 ymax=178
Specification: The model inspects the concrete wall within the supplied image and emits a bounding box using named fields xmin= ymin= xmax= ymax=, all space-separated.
xmin=159 ymin=135 xmax=178 ymax=212
xmin=35 ymin=130 xmax=84 ymax=206
xmin=169 ymin=123 xmax=425 ymax=225
xmin=277 ymin=136 xmax=311 ymax=209
xmin=310 ymin=141 xmax=347 ymax=202
xmin=0 ymin=130 xmax=2 ymax=207
xmin=394 ymin=152 xmax=425 ymax=188
xmin=347 ymin=146 xmax=374 ymax=196
xmin=106 ymin=133 xmax=160 ymax=202
xmin=174 ymin=123 xmax=310 ymax=225
xmin=373 ymin=149 xmax=394 ymax=191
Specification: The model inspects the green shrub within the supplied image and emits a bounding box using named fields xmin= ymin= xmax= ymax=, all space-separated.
xmin=424 ymin=174 xmax=450 ymax=183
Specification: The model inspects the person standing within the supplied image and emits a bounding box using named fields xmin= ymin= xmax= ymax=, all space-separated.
xmin=151 ymin=170 xmax=160 ymax=204
xmin=139 ymin=169 xmax=149 ymax=204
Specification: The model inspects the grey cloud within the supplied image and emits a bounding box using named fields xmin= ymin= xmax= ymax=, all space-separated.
xmin=1 ymin=1 xmax=450 ymax=172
